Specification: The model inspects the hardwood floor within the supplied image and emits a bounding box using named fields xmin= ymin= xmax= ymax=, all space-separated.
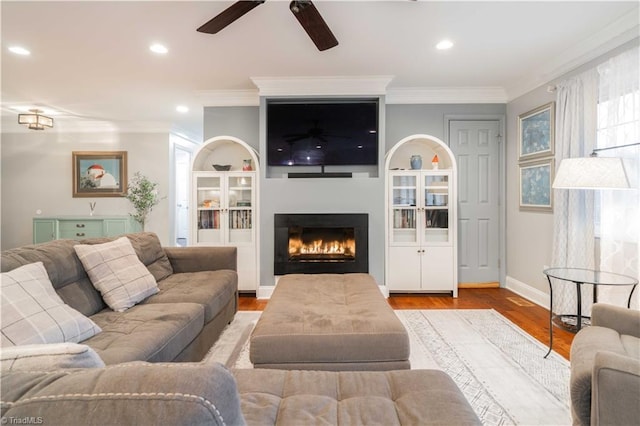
xmin=239 ymin=287 xmax=575 ymax=360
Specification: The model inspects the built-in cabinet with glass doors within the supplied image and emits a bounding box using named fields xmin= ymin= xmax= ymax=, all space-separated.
xmin=385 ymin=135 xmax=458 ymax=296
xmin=191 ymin=137 xmax=259 ymax=292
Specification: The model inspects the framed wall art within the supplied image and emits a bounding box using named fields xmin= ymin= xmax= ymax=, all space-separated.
xmin=519 ymin=158 xmax=554 ymax=212
xmin=518 ymin=102 xmax=555 ymax=161
xmin=72 ymin=151 xmax=127 ymax=197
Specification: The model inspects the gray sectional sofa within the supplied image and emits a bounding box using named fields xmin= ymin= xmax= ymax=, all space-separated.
xmin=1 ymin=233 xmax=481 ymax=425
xmin=1 ymin=232 xmax=238 ymax=363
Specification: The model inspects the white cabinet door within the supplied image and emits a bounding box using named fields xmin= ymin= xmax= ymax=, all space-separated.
xmin=421 ymin=246 xmax=454 ymax=291
xmin=388 ymin=246 xmax=422 ymax=291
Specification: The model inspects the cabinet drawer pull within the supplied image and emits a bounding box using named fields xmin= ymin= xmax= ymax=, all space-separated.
xmin=76 ymin=224 xmax=85 ymax=228
xmin=76 ymin=233 xmax=85 ymax=237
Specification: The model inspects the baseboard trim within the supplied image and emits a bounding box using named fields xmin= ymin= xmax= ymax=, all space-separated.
xmin=256 ymin=286 xmax=275 ymax=299
xmin=458 ymin=282 xmax=500 ymax=289
xmin=505 ymin=275 xmax=549 ymax=310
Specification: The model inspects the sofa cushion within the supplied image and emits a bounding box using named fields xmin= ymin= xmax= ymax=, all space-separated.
xmin=0 ymin=343 xmax=105 ymax=371
xmin=621 ymin=334 xmax=640 ymax=359
xmin=1 ymin=262 xmax=102 ymax=347
xmin=1 ymin=240 xmax=106 ymax=317
xmin=74 ymin=237 xmax=159 ymax=312
xmin=570 ymin=325 xmax=628 ymax=425
xmin=1 ymin=362 xmax=245 ymax=426
xmin=142 ymin=270 xmax=237 ymax=322
xmin=234 ymin=368 xmax=481 ymax=426
xmin=83 ymin=302 xmax=205 ymax=364
xmin=121 ymin=232 xmax=174 ymax=282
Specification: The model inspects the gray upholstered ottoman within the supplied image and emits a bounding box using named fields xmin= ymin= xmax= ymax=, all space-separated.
xmin=250 ymin=273 xmax=410 ymax=371
xmin=235 ymin=368 xmax=481 ymax=425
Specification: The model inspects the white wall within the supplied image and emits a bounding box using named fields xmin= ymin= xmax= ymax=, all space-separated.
xmin=1 ymin=131 xmax=171 ymax=250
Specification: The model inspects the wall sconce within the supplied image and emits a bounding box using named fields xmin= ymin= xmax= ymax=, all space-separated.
xmin=552 ymin=142 xmax=639 ymax=190
xmin=18 ymin=109 xmax=54 ymax=130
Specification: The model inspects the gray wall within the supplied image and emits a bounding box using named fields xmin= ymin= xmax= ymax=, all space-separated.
xmin=1 ymin=132 xmax=171 ymax=250
xmin=204 ymin=102 xmax=507 ymax=287
xmin=505 ymin=88 xmax=556 ymax=301
xmin=504 ymin=38 xmax=639 ymax=305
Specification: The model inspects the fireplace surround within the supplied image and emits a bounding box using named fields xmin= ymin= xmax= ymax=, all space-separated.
xmin=274 ymin=213 xmax=368 ymax=275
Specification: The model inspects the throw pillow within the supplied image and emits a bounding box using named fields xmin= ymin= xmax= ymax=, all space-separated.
xmin=1 ymin=262 xmax=102 ymax=347
xmin=1 ymin=342 xmax=105 ymax=371
xmin=74 ymin=236 xmax=159 ymax=312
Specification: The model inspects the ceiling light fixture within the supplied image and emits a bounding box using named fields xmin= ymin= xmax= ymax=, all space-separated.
xmin=9 ymin=46 xmax=30 ymax=55
xmin=149 ymin=43 xmax=168 ymax=54
xmin=176 ymin=105 xmax=189 ymax=113
xmin=436 ymin=39 xmax=454 ymax=50
xmin=18 ymin=109 xmax=54 ymax=130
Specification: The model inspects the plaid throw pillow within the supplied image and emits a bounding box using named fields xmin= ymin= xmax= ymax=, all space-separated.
xmin=1 ymin=262 xmax=102 ymax=347
xmin=1 ymin=342 xmax=105 ymax=371
xmin=74 ymin=237 xmax=159 ymax=312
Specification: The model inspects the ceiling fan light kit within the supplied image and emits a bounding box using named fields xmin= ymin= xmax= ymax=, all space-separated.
xmin=197 ymin=0 xmax=338 ymax=51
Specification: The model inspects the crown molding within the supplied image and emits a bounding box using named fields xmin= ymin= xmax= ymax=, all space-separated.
xmin=506 ymin=8 xmax=639 ymax=101
xmin=250 ymin=76 xmax=395 ymax=97
xmin=386 ymin=87 xmax=508 ymax=104
xmin=197 ymin=89 xmax=260 ymax=107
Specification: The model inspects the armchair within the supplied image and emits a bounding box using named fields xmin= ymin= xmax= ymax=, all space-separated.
xmin=570 ymin=303 xmax=640 ymax=426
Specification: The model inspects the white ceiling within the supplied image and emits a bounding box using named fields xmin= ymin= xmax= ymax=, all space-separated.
xmin=2 ymin=1 xmax=638 ymax=141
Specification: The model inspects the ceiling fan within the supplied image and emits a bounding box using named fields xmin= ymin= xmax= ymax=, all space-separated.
xmin=197 ymin=0 xmax=338 ymax=51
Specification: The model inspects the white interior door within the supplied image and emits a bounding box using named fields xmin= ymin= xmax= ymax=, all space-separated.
xmin=449 ymin=120 xmax=501 ymax=284
xmin=174 ymin=147 xmax=191 ymax=246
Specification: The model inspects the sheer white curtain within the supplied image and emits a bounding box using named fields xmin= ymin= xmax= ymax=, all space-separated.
xmin=551 ymin=69 xmax=598 ymax=316
xmin=596 ymin=47 xmax=640 ymax=309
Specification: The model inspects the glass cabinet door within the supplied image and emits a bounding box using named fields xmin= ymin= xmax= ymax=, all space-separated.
xmin=390 ymin=174 xmax=418 ymax=244
xmin=196 ymin=175 xmax=223 ymax=244
xmin=423 ymin=174 xmax=450 ymax=243
xmin=227 ymin=173 xmax=254 ymax=244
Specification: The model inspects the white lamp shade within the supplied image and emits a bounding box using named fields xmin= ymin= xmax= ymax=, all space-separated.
xmin=552 ymin=157 xmax=630 ymax=190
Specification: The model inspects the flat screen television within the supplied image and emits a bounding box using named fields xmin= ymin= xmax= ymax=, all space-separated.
xmin=266 ymin=98 xmax=379 ymax=167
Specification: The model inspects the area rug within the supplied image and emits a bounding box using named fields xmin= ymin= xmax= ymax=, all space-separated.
xmin=205 ymin=309 xmax=571 ymax=426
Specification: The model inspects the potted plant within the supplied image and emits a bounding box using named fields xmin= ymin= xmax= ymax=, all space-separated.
xmin=125 ymin=172 xmax=163 ymax=230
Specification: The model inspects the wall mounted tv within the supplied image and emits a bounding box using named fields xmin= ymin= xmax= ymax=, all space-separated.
xmin=266 ymin=98 xmax=379 ymax=167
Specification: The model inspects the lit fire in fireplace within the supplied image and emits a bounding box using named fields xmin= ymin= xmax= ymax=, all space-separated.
xmin=288 ymin=237 xmax=355 ymax=258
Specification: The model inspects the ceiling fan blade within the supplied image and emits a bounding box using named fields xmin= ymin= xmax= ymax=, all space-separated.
xmin=197 ymin=1 xmax=265 ymax=34
xmin=289 ymin=1 xmax=338 ymax=51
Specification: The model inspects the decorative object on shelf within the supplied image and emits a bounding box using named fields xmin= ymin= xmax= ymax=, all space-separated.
xmin=432 ymin=155 xmax=439 ymax=170
xmin=410 ymin=155 xmax=422 ymax=170
xmin=519 ymin=158 xmax=554 ymax=212
xmin=89 ymin=202 xmax=96 ymax=216
xmin=518 ymin=102 xmax=555 ymax=161
xmin=72 ymin=151 xmax=127 ymax=198
xmin=18 ymin=109 xmax=54 ymax=130
xmin=212 ymin=164 xmax=231 ymax=171
xmin=125 ymin=172 xmax=164 ymax=230
xmin=242 ymin=159 xmax=253 ymax=171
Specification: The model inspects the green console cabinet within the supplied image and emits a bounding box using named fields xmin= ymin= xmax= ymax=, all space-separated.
xmin=33 ymin=216 xmax=141 ymax=244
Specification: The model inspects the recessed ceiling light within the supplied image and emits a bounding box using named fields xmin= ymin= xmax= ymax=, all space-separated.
xmin=436 ymin=39 xmax=454 ymax=50
xmin=176 ymin=105 xmax=189 ymax=113
xmin=9 ymin=46 xmax=30 ymax=56
xmin=149 ymin=43 xmax=168 ymax=54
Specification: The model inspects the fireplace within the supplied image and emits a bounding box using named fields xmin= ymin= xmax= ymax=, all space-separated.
xmin=274 ymin=213 xmax=368 ymax=275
